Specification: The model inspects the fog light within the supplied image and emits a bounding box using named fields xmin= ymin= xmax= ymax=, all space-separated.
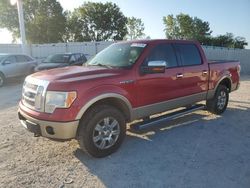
xmin=46 ymin=126 xmax=55 ymax=135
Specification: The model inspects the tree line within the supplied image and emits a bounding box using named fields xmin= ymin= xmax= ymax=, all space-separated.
xmin=163 ymin=14 xmax=248 ymax=49
xmin=0 ymin=0 xmax=247 ymax=49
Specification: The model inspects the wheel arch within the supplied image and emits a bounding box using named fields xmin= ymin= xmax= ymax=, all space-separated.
xmin=207 ymin=75 xmax=232 ymax=100
xmin=0 ymin=71 xmax=6 ymax=86
xmin=0 ymin=71 xmax=5 ymax=77
xmin=216 ymin=76 xmax=232 ymax=92
xmin=75 ymin=93 xmax=133 ymax=122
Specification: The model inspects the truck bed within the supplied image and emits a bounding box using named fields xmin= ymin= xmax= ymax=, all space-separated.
xmin=208 ymin=60 xmax=240 ymax=92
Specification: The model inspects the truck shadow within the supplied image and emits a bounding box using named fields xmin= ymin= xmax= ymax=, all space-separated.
xmin=230 ymin=100 xmax=250 ymax=105
xmin=74 ymin=102 xmax=250 ymax=187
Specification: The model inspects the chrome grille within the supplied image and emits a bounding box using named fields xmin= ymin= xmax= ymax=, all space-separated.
xmin=22 ymin=76 xmax=49 ymax=112
xmin=22 ymin=82 xmax=38 ymax=110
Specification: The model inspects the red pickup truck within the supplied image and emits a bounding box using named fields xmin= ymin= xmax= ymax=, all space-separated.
xmin=18 ymin=40 xmax=240 ymax=157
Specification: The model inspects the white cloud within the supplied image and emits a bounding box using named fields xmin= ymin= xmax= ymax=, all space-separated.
xmin=57 ymin=0 xmax=83 ymax=11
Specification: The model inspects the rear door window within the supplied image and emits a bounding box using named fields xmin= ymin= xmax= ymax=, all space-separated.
xmin=175 ymin=44 xmax=202 ymax=66
xmin=81 ymin=54 xmax=87 ymax=62
xmin=24 ymin=55 xmax=33 ymax=61
xmin=16 ymin=55 xmax=28 ymax=63
xmin=74 ymin=54 xmax=81 ymax=61
xmin=69 ymin=55 xmax=76 ymax=63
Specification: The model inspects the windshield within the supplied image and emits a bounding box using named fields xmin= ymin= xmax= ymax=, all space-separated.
xmin=43 ymin=54 xmax=70 ymax=63
xmin=87 ymin=43 xmax=146 ymax=68
xmin=0 ymin=55 xmax=7 ymax=62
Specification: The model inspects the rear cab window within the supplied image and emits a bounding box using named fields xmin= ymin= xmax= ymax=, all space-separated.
xmin=174 ymin=44 xmax=202 ymax=66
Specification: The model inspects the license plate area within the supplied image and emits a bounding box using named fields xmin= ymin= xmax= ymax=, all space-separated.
xmin=25 ymin=120 xmax=42 ymax=135
xmin=18 ymin=112 xmax=41 ymax=135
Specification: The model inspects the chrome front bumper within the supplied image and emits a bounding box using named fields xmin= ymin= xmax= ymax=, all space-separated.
xmin=18 ymin=110 xmax=79 ymax=140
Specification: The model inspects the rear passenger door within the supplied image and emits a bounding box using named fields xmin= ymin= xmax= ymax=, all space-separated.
xmin=15 ymin=55 xmax=30 ymax=76
xmin=174 ymin=43 xmax=208 ymax=97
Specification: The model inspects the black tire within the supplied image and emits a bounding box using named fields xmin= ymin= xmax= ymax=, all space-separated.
xmin=77 ymin=105 xmax=126 ymax=158
xmin=206 ymin=85 xmax=229 ymax=115
xmin=0 ymin=73 xmax=5 ymax=87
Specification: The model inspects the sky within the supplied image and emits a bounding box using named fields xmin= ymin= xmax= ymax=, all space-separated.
xmin=1 ymin=0 xmax=250 ymax=48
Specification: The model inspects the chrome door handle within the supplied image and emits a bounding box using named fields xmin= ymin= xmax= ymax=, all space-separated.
xmin=202 ymin=70 xmax=208 ymax=75
xmin=120 ymin=80 xmax=135 ymax=84
xmin=176 ymin=73 xmax=183 ymax=78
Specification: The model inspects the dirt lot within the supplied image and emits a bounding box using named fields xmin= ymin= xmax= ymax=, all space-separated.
xmin=0 ymin=76 xmax=250 ymax=188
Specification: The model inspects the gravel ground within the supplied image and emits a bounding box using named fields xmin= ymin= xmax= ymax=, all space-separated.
xmin=0 ymin=76 xmax=250 ymax=188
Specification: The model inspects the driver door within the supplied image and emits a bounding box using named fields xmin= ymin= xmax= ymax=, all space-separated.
xmin=136 ymin=43 xmax=184 ymax=107
xmin=1 ymin=56 xmax=18 ymax=78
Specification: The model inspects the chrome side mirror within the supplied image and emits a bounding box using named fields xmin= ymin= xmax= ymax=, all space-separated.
xmin=148 ymin=60 xmax=167 ymax=67
xmin=140 ymin=60 xmax=166 ymax=74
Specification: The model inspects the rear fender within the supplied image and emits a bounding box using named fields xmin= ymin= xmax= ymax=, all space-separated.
xmin=207 ymin=73 xmax=232 ymax=99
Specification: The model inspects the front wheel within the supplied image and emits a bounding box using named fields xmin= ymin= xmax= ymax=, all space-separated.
xmin=206 ymin=85 xmax=229 ymax=115
xmin=77 ymin=105 xmax=126 ymax=158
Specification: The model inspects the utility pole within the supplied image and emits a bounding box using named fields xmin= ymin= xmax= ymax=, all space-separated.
xmin=11 ymin=0 xmax=27 ymax=54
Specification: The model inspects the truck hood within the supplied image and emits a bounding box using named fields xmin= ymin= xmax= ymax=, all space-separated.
xmin=31 ymin=65 xmax=120 ymax=82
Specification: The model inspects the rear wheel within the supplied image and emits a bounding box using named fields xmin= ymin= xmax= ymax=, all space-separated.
xmin=206 ymin=85 xmax=229 ymax=115
xmin=0 ymin=73 xmax=5 ymax=87
xmin=77 ymin=105 xmax=126 ymax=158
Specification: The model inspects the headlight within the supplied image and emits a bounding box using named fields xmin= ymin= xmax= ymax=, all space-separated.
xmin=35 ymin=86 xmax=44 ymax=110
xmin=45 ymin=91 xmax=77 ymax=113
